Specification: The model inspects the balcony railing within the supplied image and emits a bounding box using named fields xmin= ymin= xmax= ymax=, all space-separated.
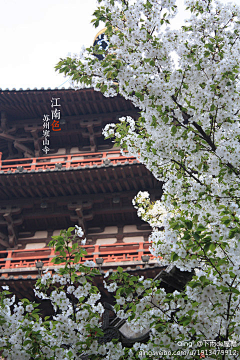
xmin=0 ymin=151 xmax=137 ymax=174
xmin=0 ymin=242 xmax=159 ymax=271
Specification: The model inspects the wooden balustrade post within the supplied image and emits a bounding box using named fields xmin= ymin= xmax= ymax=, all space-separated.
xmin=31 ymin=158 xmax=36 ymax=170
xmin=4 ymin=250 xmax=13 ymax=269
xmin=45 ymin=247 xmax=55 ymax=266
xmin=66 ymin=155 xmax=71 ymax=168
xmin=93 ymin=245 xmax=100 ymax=262
xmin=101 ymin=152 xmax=107 ymax=165
xmin=138 ymin=242 xmax=144 ymax=262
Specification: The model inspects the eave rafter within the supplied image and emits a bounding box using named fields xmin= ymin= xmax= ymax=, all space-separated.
xmin=8 ymin=110 xmax=138 ymax=129
xmin=0 ymin=190 xmax=162 ymax=209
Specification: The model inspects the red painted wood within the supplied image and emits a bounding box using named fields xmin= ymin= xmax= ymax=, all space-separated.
xmin=0 ymin=151 xmax=137 ymax=174
xmin=0 ymin=242 xmax=161 ymax=270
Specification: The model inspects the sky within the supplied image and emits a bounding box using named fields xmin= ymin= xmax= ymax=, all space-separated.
xmin=0 ymin=0 xmax=98 ymax=90
xmin=0 ymin=0 xmax=239 ymax=90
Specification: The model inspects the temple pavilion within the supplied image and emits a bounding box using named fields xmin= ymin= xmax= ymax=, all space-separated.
xmin=0 ymin=87 xmax=164 ymax=303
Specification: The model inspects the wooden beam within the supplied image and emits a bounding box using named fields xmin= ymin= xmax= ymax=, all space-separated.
xmin=68 ymin=201 xmax=92 ymax=211
xmin=0 ymin=232 xmax=9 ymax=248
xmin=0 ymin=132 xmax=32 ymax=143
xmin=23 ymin=209 xmax=70 ymax=220
xmin=1 ymin=111 xmax=8 ymax=131
xmin=1 ymin=212 xmax=22 ymax=248
xmin=30 ymin=129 xmax=41 ymax=157
xmin=13 ymin=141 xmax=34 ymax=157
xmin=0 ymin=206 xmax=21 ymax=215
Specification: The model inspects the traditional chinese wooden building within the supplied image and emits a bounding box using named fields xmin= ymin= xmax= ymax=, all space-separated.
xmin=0 ymin=87 xmax=164 ymax=301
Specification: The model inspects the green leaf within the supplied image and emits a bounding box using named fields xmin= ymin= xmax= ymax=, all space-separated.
xmin=31 ymin=313 xmax=39 ymax=321
xmin=229 ymin=228 xmax=240 ymax=239
xmin=60 ymin=250 xmax=66 ymax=257
xmin=191 ymin=245 xmax=200 ymax=252
xmin=72 ymin=243 xmax=78 ymax=250
xmin=204 ymin=243 xmax=211 ymax=252
xmin=230 ymin=287 xmax=240 ymax=295
xmin=196 ymin=224 xmax=206 ymax=232
xmin=209 ymin=243 xmax=216 ymax=252
xmin=171 ymin=222 xmax=180 ymax=230
xmin=55 ymin=245 xmax=63 ymax=252
xmin=185 ymin=220 xmax=193 ymax=230
xmin=180 ymin=316 xmax=191 ymax=326
xmin=135 ymin=92 xmax=144 ymax=101
xmin=172 ymin=253 xmax=179 ymax=261
xmin=80 ymin=248 xmax=88 ymax=256
xmin=51 ymin=257 xmax=64 ymax=264
xmin=117 ymin=266 xmax=123 ymax=273
xmin=68 ymin=227 xmax=75 ymax=232
xmin=23 ymin=340 xmax=32 ymax=346
xmin=221 ymin=216 xmax=230 ymax=221
xmin=192 ymin=301 xmax=199 ymax=307
xmin=210 ymin=104 xmax=215 ymax=112
xmin=101 ymin=84 xmax=108 ymax=92
xmin=193 ymin=233 xmax=200 ymax=241
xmin=155 ymin=324 xmax=165 ymax=332
xmin=171 ymin=125 xmax=177 ymax=135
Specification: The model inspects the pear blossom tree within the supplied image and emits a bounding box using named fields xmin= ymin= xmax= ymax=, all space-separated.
xmin=0 ymin=228 xmax=128 ymax=360
xmin=1 ymin=0 xmax=240 ymax=359
xmin=55 ymin=0 xmax=240 ymax=358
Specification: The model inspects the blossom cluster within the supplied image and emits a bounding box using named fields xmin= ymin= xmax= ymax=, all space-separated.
xmin=0 ymin=229 xmax=127 ymax=360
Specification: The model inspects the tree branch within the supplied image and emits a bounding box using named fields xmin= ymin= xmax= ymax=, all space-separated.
xmin=171 ymin=159 xmax=204 ymax=185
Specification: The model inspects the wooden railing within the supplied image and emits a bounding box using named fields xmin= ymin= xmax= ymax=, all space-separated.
xmin=0 ymin=242 xmax=158 ymax=270
xmin=0 ymin=151 xmax=137 ymax=174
